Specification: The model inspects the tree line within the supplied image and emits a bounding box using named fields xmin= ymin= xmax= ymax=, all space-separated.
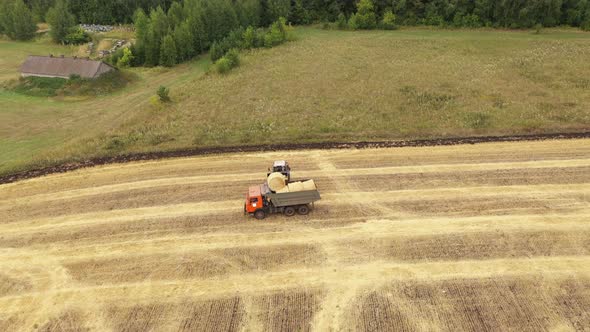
xmin=124 ymin=0 xmax=291 ymax=68
xmin=4 ymin=0 xmax=588 ymax=29
xmin=2 ymin=0 xmax=590 ymax=42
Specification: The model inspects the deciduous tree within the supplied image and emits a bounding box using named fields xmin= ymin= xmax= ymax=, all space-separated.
xmin=46 ymin=0 xmax=76 ymax=43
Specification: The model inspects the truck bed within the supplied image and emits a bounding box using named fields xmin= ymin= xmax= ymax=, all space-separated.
xmin=266 ymin=189 xmax=321 ymax=207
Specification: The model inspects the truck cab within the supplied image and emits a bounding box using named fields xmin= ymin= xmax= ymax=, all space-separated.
xmin=268 ymin=160 xmax=291 ymax=181
xmin=245 ymin=185 xmax=265 ymax=218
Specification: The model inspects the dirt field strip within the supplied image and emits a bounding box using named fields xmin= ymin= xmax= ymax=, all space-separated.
xmin=5 ymin=158 xmax=590 ymax=207
xmin=1 ymin=256 xmax=588 ymax=313
xmin=5 ymin=182 xmax=587 ymax=231
xmin=1 ymin=138 xmax=589 ymax=331
xmin=20 ymin=212 xmax=586 ymax=262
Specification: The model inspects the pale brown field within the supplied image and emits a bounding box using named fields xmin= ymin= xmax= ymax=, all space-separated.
xmin=1 ymin=139 xmax=589 ymax=331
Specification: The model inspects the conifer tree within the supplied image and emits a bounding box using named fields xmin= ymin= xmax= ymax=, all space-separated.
xmin=133 ymin=9 xmax=150 ymax=65
xmin=160 ymin=33 xmax=177 ymax=67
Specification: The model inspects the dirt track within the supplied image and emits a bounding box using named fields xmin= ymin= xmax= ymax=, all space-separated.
xmin=1 ymin=139 xmax=589 ymax=331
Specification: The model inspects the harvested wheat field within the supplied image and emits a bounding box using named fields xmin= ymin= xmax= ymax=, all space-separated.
xmin=1 ymin=139 xmax=590 ymax=331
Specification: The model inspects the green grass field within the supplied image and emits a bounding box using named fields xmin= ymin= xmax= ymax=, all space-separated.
xmin=1 ymin=27 xmax=589 ymax=176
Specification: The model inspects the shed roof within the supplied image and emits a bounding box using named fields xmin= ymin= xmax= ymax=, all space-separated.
xmin=20 ymin=56 xmax=115 ymax=79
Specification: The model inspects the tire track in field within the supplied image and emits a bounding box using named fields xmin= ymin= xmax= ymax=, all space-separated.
xmin=311 ymin=151 xmax=401 ymax=331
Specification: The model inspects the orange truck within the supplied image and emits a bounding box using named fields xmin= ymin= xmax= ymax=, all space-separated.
xmin=244 ymin=162 xmax=321 ymax=220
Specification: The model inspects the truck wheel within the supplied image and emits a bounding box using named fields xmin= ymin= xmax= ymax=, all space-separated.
xmin=254 ymin=210 xmax=266 ymax=220
xmin=297 ymin=205 xmax=310 ymax=215
xmin=284 ymin=206 xmax=296 ymax=217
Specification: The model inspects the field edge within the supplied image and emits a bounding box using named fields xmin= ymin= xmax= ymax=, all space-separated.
xmin=2 ymin=131 xmax=589 ymax=185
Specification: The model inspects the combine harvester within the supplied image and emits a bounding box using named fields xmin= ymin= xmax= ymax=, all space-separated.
xmin=245 ymin=161 xmax=321 ymax=220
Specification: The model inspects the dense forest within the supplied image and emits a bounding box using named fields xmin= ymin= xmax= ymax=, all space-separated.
xmin=6 ymin=0 xmax=589 ymax=29
xmin=126 ymin=0 xmax=291 ymax=67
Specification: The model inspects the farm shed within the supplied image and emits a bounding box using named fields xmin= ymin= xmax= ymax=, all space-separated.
xmin=20 ymin=55 xmax=115 ymax=79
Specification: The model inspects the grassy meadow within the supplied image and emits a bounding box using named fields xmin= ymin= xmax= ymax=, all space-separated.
xmin=1 ymin=27 xmax=590 ymax=176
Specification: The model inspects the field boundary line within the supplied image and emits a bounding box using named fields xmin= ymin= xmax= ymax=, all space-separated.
xmin=2 ymin=132 xmax=589 ymax=185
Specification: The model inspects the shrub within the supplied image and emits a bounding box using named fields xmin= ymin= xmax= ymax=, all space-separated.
xmin=381 ymin=10 xmax=397 ymax=30
xmin=533 ymin=23 xmax=543 ymax=34
xmin=9 ymin=71 xmax=130 ymax=97
xmin=255 ymin=28 xmax=266 ymax=47
xmin=210 ymin=41 xmax=224 ymax=62
xmin=149 ymin=95 xmax=162 ymax=109
xmin=242 ymin=26 xmax=256 ymax=49
xmin=348 ymin=13 xmax=359 ymax=30
xmin=117 ymin=48 xmax=134 ymax=68
xmin=462 ymin=14 xmax=482 ymax=28
xmin=355 ymin=0 xmax=377 ymax=29
xmin=225 ymin=27 xmax=245 ymax=49
xmin=453 ymin=13 xmax=463 ymax=27
xmin=63 ymin=71 xmax=130 ymax=96
xmin=337 ymin=13 xmax=348 ymax=29
xmin=264 ymin=20 xmax=285 ymax=47
xmin=425 ymin=13 xmax=444 ymax=27
xmin=10 ymin=76 xmax=67 ymax=97
xmin=225 ymin=49 xmax=240 ymax=67
xmin=107 ymin=48 xmax=125 ymax=66
xmin=215 ymin=48 xmax=240 ymax=74
xmin=157 ymin=85 xmax=171 ymax=102
xmin=63 ymin=27 xmax=91 ymax=45
xmin=215 ymin=57 xmax=232 ymax=74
